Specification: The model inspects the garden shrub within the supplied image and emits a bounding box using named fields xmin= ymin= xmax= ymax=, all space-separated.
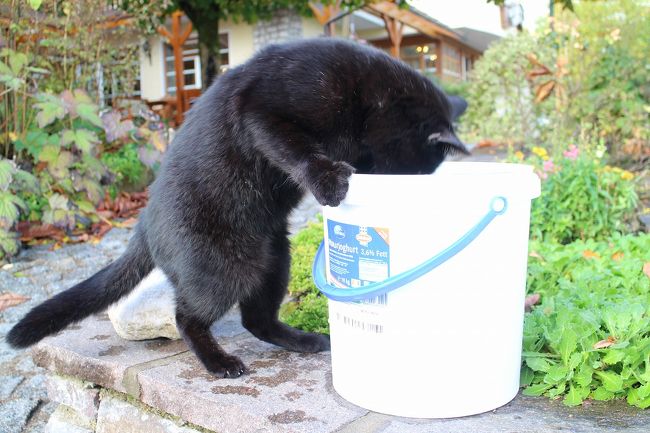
xmin=461 ymin=30 xmax=549 ymax=147
xmin=518 ymin=146 xmax=638 ymax=244
xmin=101 ymin=142 xmax=148 ymax=196
xmin=280 ymin=218 xmax=329 ymax=334
xmin=522 ymin=234 xmax=650 ymax=408
xmin=461 ymin=0 xmax=649 ymax=161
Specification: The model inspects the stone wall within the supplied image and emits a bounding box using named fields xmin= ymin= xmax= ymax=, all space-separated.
xmin=253 ymin=9 xmax=304 ymax=50
xmin=44 ymin=376 xmax=206 ymax=433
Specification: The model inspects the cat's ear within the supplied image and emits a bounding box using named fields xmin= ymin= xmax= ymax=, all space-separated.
xmin=428 ymin=130 xmax=470 ymax=155
xmin=447 ymin=95 xmax=468 ymax=122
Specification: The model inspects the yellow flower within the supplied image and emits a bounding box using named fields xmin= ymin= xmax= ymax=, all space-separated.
xmin=514 ymin=151 xmax=524 ymax=160
xmin=620 ymin=171 xmax=634 ymax=181
xmin=8 ymin=132 xmax=18 ymax=142
xmin=531 ymin=146 xmax=548 ymax=159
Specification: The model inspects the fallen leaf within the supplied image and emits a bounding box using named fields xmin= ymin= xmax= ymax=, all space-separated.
xmin=525 ymin=293 xmax=541 ymax=312
xmin=16 ymin=222 xmax=66 ymax=242
xmin=611 ymin=252 xmax=624 ymax=261
xmin=0 ymin=292 xmax=30 ymax=313
xmin=112 ymin=217 xmax=138 ymax=229
xmin=594 ymin=336 xmax=616 ymax=349
xmin=529 ymin=251 xmax=544 ymax=260
xmin=644 ymin=262 xmax=650 ymax=279
xmin=583 ymin=250 xmax=600 ymax=259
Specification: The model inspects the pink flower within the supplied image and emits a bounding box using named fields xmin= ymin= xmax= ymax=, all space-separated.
xmin=543 ymin=159 xmax=555 ymax=172
xmin=536 ymin=170 xmax=548 ymax=180
xmin=563 ymin=144 xmax=579 ymax=160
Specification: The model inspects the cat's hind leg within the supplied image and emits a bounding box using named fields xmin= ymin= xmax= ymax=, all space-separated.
xmin=175 ymin=278 xmax=247 ymax=378
xmin=240 ymin=233 xmax=330 ymax=353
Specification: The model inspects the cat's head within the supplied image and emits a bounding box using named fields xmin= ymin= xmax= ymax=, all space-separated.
xmin=357 ymin=87 xmax=469 ymax=175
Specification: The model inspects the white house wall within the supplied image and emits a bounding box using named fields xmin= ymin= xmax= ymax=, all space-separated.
xmin=139 ymin=36 xmax=166 ymax=101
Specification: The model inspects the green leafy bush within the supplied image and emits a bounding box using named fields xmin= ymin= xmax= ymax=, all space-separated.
xmin=517 ymin=146 xmax=638 ymax=244
xmin=101 ymin=142 xmax=147 ymax=195
xmin=522 ymin=234 xmax=650 ymax=408
xmin=17 ymin=89 xmax=108 ymax=229
xmin=461 ymin=31 xmax=548 ymax=146
xmin=280 ymin=218 xmax=329 ymax=334
xmin=462 ymin=0 xmax=649 ymax=160
xmin=0 ymin=158 xmax=39 ymax=258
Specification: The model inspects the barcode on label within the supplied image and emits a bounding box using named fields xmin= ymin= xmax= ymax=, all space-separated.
xmin=361 ymin=293 xmax=388 ymax=305
xmin=337 ymin=313 xmax=384 ymax=333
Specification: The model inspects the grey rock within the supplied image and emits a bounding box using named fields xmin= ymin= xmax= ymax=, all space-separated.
xmin=108 ymin=268 xmax=180 ymax=341
xmin=0 ymin=376 xmax=24 ymax=400
xmin=96 ymin=395 xmax=201 ymax=433
xmin=639 ymin=212 xmax=650 ymax=231
xmin=46 ymin=375 xmax=100 ymax=421
xmin=44 ymin=405 xmax=93 ymax=433
xmin=0 ymin=397 xmax=40 ymax=433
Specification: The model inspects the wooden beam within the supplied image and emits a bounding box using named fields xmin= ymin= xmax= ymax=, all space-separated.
xmin=157 ymin=11 xmax=194 ymax=124
xmin=382 ymin=14 xmax=404 ymax=58
xmin=171 ymin=12 xmax=187 ymax=125
xmin=308 ymin=1 xmax=341 ymax=35
xmin=436 ymin=40 xmax=443 ymax=79
xmin=368 ymin=1 xmax=461 ymax=42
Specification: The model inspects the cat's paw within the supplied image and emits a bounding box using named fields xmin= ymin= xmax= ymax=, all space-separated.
xmin=307 ymin=157 xmax=355 ymax=207
xmin=297 ymin=332 xmax=331 ymax=353
xmin=205 ymin=354 xmax=248 ymax=378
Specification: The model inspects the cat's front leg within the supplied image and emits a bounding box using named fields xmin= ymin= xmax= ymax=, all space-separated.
xmin=305 ymin=155 xmax=355 ymax=207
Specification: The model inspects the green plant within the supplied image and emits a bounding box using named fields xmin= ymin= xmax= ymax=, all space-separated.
xmin=17 ymin=89 xmax=108 ymax=229
xmin=461 ymin=31 xmax=550 ymax=146
xmin=0 ymin=158 xmax=39 ymax=259
xmin=522 ymin=233 xmax=650 ymax=408
xmin=463 ymin=0 xmax=649 ymax=160
xmin=101 ymin=142 xmax=146 ymax=190
xmin=280 ymin=218 xmax=329 ymax=334
xmin=518 ymin=146 xmax=638 ymax=244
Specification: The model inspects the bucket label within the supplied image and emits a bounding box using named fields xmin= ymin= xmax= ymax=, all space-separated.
xmin=326 ymin=219 xmax=390 ymax=305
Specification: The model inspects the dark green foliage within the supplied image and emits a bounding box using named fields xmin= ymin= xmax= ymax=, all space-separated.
xmin=101 ymin=143 xmax=147 ymax=189
xmin=523 ymin=234 xmax=650 ymax=407
xmin=527 ymin=153 xmax=638 ymax=244
xmin=280 ymin=218 xmax=330 ymax=334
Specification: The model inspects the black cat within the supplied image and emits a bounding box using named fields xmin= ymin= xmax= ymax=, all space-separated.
xmin=8 ymin=38 xmax=468 ymax=377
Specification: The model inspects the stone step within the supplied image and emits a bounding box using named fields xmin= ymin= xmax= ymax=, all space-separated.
xmin=31 ymin=310 xmax=650 ymax=433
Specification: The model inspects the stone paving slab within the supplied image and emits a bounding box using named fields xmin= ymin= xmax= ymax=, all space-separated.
xmin=137 ymin=336 xmax=366 ymax=433
xmin=31 ymin=308 xmax=650 ymax=433
xmin=32 ymin=313 xmax=188 ymax=394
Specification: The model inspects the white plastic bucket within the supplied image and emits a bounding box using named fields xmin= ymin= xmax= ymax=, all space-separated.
xmin=316 ymin=162 xmax=540 ymax=418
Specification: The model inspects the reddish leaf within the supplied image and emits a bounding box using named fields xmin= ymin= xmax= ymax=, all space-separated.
xmin=582 ymin=250 xmax=600 ymax=259
xmin=16 ymin=221 xmax=65 ymax=242
xmin=594 ymin=336 xmax=616 ymax=349
xmin=527 ymin=68 xmax=551 ymax=80
xmin=644 ymin=262 xmax=650 ymax=279
xmin=526 ymin=53 xmax=550 ymax=71
xmin=525 ymin=293 xmax=541 ymax=312
xmin=0 ymin=292 xmax=30 ymax=312
xmin=534 ymin=80 xmax=556 ymax=103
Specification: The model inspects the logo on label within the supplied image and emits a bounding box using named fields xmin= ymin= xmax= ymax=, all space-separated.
xmin=333 ymin=225 xmax=345 ymax=239
xmin=355 ymin=227 xmax=372 ymax=246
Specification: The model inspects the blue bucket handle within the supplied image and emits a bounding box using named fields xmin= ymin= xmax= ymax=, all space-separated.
xmin=312 ymin=196 xmax=508 ymax=302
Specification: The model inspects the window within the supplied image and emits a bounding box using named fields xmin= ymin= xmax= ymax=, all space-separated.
xmin=442 ymin=45 xmax=461 ymax=78
xmin=165 ymin=33 xmax=229 ymax=95
xmin=400 ymin=42 xmax=438 ymax=74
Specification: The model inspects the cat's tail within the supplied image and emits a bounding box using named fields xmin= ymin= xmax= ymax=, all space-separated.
xmin=6 ymin=227 xmax=154 ymax=348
